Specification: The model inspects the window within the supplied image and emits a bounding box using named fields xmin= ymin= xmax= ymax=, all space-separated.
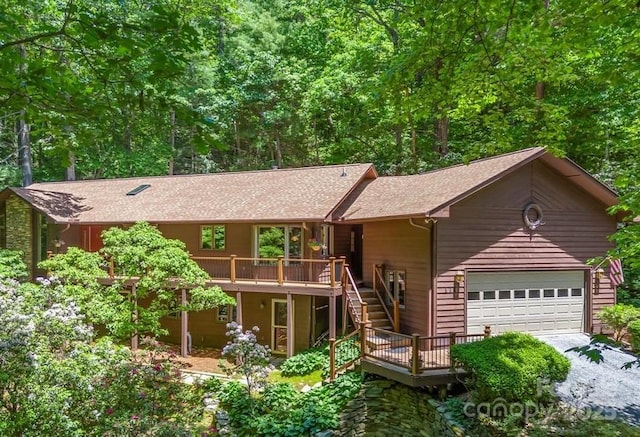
xmin=529 ymin=289 xmax=541 ymax=298
xmin=483 ymin=291 xmax=496 ymax=300
xmin=36 ymin=214 xmax=48 ymax=261
xmin=201 ymin=225 xmax=225 ymax=250
xmin=0 ymin=201 xmax=5 ymax=249
xmin=499 ymin=290 xmax=511 ymax=299
xmin=386 ymin=270 xmax=406 ymax=308
xmin=254 ymin=225 xmax=302 ymax=261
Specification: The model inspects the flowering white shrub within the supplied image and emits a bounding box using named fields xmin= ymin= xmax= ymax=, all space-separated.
xmin=221 ymin=322 xmax=272 ymax=394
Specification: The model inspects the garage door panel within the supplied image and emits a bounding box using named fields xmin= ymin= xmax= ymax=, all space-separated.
xmin=466 ymin=271 xmax=585 ymax=335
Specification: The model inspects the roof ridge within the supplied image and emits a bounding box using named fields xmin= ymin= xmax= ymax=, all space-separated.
xmin=374 ymin=147 xmax=545 ymax=180
xmin=26 ymin=162 xmax=373 ymax=187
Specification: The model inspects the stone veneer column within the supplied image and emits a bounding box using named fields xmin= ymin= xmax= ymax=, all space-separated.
xmin=6 ymin=195 xmax=33 ymax=275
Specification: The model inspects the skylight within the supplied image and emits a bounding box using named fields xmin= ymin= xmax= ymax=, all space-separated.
xmin=126 ymin=184 xmax=151 ymax=196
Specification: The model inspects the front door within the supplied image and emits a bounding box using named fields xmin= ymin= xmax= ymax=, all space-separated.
xmin=271 ymin=299 xmax=293 ymax=354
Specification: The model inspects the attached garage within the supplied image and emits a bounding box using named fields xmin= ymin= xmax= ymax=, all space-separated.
xmin=466 ymin=271 xmax=586 ymax=335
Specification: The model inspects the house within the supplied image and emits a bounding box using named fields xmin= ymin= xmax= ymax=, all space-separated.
xmin=0 ymin=147 xmax=620 ymax=361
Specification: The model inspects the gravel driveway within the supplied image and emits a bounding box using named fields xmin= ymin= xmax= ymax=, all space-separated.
xmin=537 ymin=333 xmax=640 ymax=426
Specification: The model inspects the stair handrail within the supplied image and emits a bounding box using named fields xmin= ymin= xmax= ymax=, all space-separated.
xmin=373 ymin=264 xmax=400 ymax=332
xmin=343 ymin=265 xmax=365 ymax=324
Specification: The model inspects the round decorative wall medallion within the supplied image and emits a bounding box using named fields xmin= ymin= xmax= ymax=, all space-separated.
xmin=523 ymin=203 xmax=544 ymax=230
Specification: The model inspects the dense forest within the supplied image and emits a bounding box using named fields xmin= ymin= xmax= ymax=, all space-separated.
xmin=1 ymin=0 xmax=639 ymax=284
xmin=1 ymin=0 xmax=637 ymax=180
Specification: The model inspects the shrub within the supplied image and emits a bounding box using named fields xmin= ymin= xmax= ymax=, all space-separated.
xmin=598 ymin=304 xmax=640 ymax=341
xmin=628 ymin=319 xmax=640 ymax=352
xmin=279 ymin=337 xmax=361 ymax=378
xmin=450 ymin=332 xmax=570 ymax=403
xmin=280 ymin=349 xmax=325 ymax=377
xmin=217 ymin=371 xmax=363 ymax=436
xmin=0 ymin=249 xmax=28 ymax=279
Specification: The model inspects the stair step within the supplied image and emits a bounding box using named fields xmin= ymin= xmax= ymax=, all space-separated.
xmin=365 ymin=332 xmax=410 ymax=350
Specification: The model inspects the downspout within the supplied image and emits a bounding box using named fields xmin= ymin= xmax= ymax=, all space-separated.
xmin=408 ymin=218 xmax=437 ymax=337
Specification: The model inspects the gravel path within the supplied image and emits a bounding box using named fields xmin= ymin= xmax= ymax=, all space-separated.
xmin=537 ymin=333 xmax=640 ymax=426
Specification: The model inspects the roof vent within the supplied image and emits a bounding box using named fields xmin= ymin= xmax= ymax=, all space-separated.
xmin=126 ymin=184 xmax=151 ymax=196
xmin=341 ymin=167 xmax=348 ymax=177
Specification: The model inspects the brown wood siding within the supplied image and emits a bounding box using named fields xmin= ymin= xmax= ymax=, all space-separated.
xmin=161 ymin=292 xmax=311 ymax=353
xmin=333 ymin=224 xmax=352 ymax=260
xmin=435 ymin=161 xmax=616 ymax=335
xmin=362 ymin=219 xmax=432 ymax=335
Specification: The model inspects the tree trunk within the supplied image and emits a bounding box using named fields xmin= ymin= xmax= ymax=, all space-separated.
xmin=274 ymin=128 xmax=283 ymax=169
xmin=168 ymin=109 xmax=175 ymax=175
xmin=17 ymin=44 xmax=32 ymax=187
xmin=65 ymin=151 xmax=76 ymax=181
xmin=434 ymin=117 xmax=449 ymax=156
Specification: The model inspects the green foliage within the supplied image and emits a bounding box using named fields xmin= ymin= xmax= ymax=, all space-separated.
xmin=39 ymin=247 xmax=106 ymax=285
xmin=597 ymin=304 xmax=640 ymax=341
xmin=0 ymin=278 xmax=208 ymax=435
xmin=0 ymin=249 xmax=28 ymax=279
xmin=216 ymin=371 xmax=363 ymax=436
xmin=280 ymin=348 xmax=325 ymax=377
xmin=628 ymin=320 xmax=640 ymax=352
xmin=258 ymin=226 xmax=285 ymax=258
xmin=279 ymin=336 xmax=360 ymax=378
xmin=451 ymin=332 xmax=570 ymax=403
xmin=40 ymin=222 xmax=233 ymax=341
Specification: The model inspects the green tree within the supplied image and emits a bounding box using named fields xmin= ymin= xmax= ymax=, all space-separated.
xmin=41 ymin=222 xmax=234 ymax=341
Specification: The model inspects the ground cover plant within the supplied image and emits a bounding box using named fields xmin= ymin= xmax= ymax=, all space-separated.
xmin=279 ymin=336 xmax=360 ymax=378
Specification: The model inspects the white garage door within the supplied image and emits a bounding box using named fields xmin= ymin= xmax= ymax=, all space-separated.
xmin=466 ymin=271 xmax=585 ymax=335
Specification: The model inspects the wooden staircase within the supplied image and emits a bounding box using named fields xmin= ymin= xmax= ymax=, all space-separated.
xmin=348 ymin=287 xmax=393 ymax=331
xmin=343 ymin=266 xmax=396 ymax=344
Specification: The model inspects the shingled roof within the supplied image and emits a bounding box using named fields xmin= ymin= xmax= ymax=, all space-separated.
xmin=332 ymin=147 xmax=618 ymax=222
xmin=6 ymin=163 xmax=376 ymax=224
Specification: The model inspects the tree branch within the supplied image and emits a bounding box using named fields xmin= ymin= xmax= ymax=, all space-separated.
xmin=0 ymin=0 xmax=75 ymax=52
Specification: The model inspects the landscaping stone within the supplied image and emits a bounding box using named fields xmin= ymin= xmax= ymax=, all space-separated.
xmin=335 ymin=379 xmax=464 ymax=436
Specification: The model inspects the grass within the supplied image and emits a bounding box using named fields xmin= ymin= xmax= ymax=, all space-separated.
xmin=268 ymin=369 xmax=323 ymax=390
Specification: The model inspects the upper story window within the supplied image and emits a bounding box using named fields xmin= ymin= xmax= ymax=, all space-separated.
xmin=254 ymin=225 xmax=302 ymax=261
xmin=201 ymin=225 xmax=225 ymax=250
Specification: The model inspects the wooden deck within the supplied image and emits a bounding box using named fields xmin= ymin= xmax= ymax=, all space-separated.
xmin=329 ymin=325 xmax=489 ymax=387
xmin=361 ymin=358 xmax=466 ymax=387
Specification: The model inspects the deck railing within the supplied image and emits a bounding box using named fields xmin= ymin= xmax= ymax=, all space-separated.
xmin=328 ymin=329 xmax=361 ymax=381
xmin=360 ymin=324 xmax=491 ymax=374
xmin=373 ymin=265 xmax=400 ymax=332
xmin=343 ymin=265 xmax=366 ymax=325
xmin=190 ymin=255 xmax=345 ymax=287
xmin=328 ymin=324 xmax=491 ymax=381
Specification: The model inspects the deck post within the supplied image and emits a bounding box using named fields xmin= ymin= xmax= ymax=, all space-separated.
xmin=329 ymin=338 xmax=336 ymax=381
xmin=361 ymin=301 xmax=368 ymax=324
xmin=277 ymin=256 xmax=284 ymax=285
xmin=109 ymin=257 xmax=115 ymax=278
xmin=360 ymin=322 xmax=367 ymax=359
xmin=287 ymin=292 xmax=294 ymax=357
xmin=236 ymin=291 xmax=243 ymax=326
xmin=131 ymin=283 xmax=138 ymax=353
xmin=180 ymin=289 xmax=189 ymax=357
xmin=329 ymin=257 xmax=336 ymax=286
xmin=329 ymin=293 xmax=337 ymax=341
xmin=230 ymin=255 xmax=237 ymax=283
xmin=342 ymin=291 xmax=347 ymax=336
xmin=484 ymin=325 xmax=491 ymax=338
xmin=411 ymin=334 xmax=420 ymax=375
xmin=393 ymin=300 xmax=400 ymax=332
xmin=448 ymin=332 xmax=457 ymax=369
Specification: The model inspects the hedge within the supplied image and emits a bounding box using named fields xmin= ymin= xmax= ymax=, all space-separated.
xmin=450 ymin=332 xmax=570 ymax=403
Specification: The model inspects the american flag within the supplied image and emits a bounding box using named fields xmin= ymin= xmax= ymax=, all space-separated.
xmin=609 ymin=258 xmax=624 ymax=287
